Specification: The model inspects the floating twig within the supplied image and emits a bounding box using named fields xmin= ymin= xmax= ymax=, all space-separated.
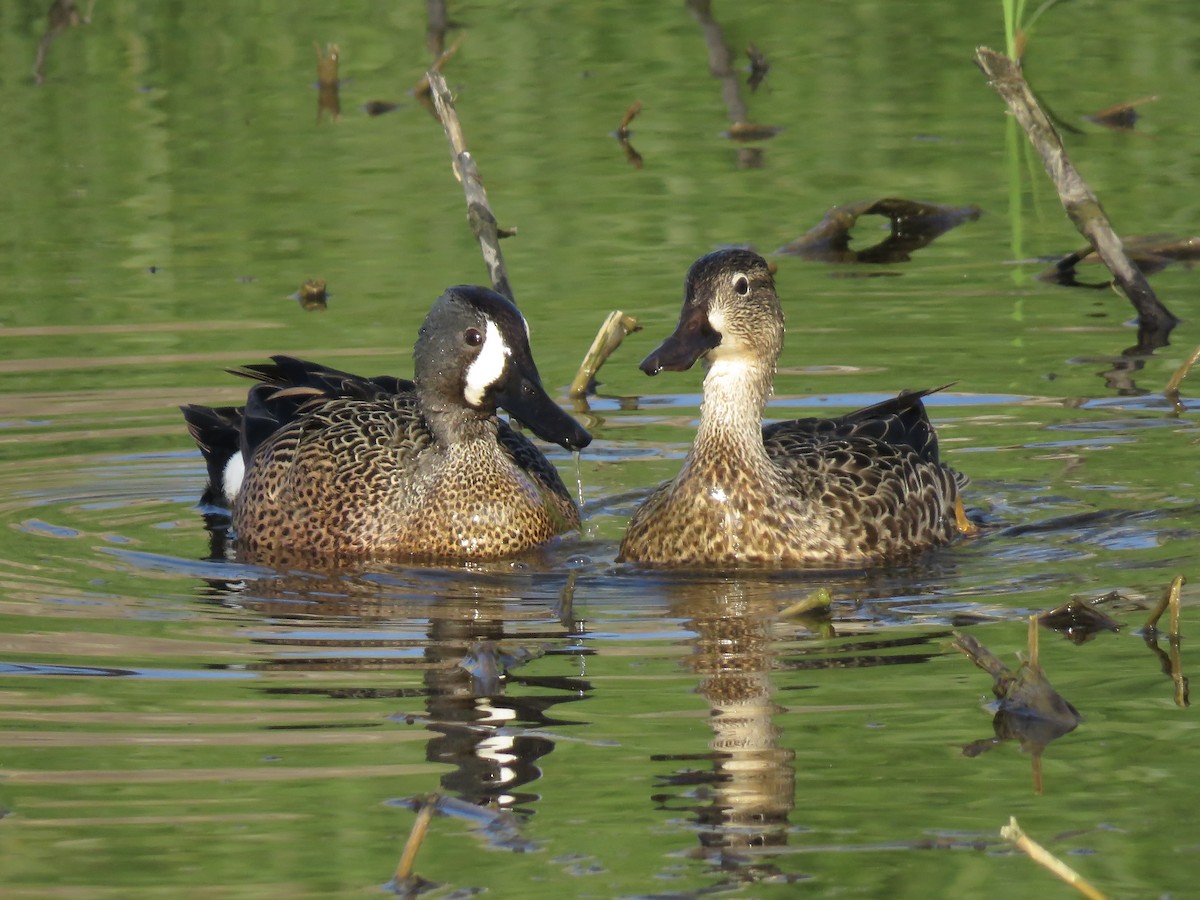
xmin=394 ymin=791 xmax=440 ymax=884
xmin=426 ymin=70 xmax=514 ymax=302
xmin=975 ymin=47 xmax=1178 ymax=347
xmin=1001 ymin=817 xmax=1107 ymax=900
xmin=569 ymin=311 xmax=642 ymax=398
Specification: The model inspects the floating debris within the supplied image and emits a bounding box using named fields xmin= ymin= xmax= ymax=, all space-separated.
xmin=314 ymin=42 xmax=341 ymax=124
xmin=569 ymin=311 xmax=641 ymax=398
xmin=1144 ymin=574 xmax=1185 ymax=635
xmin=1041 ymin=234 xmax=1200 ymax=288
xmin=362 ymin=100 xmax=401 ymax=117
xmin=291 ymin=278 xmax=328 ymax=311
xmin=777 ymin=198 xmax=981 ymax=264
xmin=955 ymin=619 xmax=1081 ymax=793
xmin=612 ymin=101 xmax=644 ymax=169
xmin=779 ymin=587 xmax=833 ymax=620
xmin=1142 ymin=575 xmax=1189 ymax=708
xmin=1038 ymin=598 xmax=1121 ymax=644
xmin=1085 ymin=95 xmax=1157 ymax=132
xmin=746 ymin=43 xmax=769 ymax=92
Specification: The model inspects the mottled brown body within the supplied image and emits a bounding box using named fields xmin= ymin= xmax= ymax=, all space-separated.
xmin=618 ymin=248 xmax=963 ymax=568
xmin=234 ymin=394 xmax=578 ymax=561
xmin=184 ymin=286 xmax=590 ymax=565
xmin=619 ymin=397 xmax=960 ymax=566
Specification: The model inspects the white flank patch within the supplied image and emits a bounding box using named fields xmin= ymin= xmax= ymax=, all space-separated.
xmin=222 ymin=452 xmax=245 ymax=504
xmin=463 ymin=319 xmax=510 ymax=407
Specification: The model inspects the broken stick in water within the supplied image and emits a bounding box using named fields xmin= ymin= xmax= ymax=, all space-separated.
xmin=974 ymin=47 xmax=1178 ymax=349
xmin=1001 ymin=816 xmax=1107 ymax=900
xmin=394 ymin=791 xmax=440 ymax=885
xmin=1145 ymin=574 xmax=1185 ymax=635
xmin=569 ymin=311 xmax=642 ymax=398
xmin=426 ymin=69 xmax=515 ymax=302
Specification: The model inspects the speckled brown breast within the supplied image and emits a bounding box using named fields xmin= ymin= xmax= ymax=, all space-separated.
xmin=232 ymin=396 xmax=579 ymax=562
xmin=618 ymin=429 xmax=960 ymax=568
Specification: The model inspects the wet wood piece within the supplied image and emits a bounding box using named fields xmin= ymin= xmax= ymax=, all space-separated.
xmin=314 ymin=42 xmax=341 ymax=124
xmin=569 ymin=311 xmax=642 ymax=398
xmin=975 ymin=47 xmax=1178 ymax=345
xmin=954 ymin=620 xmax=1080 ymax=728
xmin=954 ymin=620 xmax=1081 ymax=792
xmin=1001 ymin=817 xmax=1108 ymax=900
xmin=426 ymin=70 xmax=514 ymax=302
xmin=394 ymin=791 xmax=439 ymax=885
xmin=777 ymin=198 xmax=981 ymax=264
xmin=1144 ymin=574 xmax=1185 ymax=635
xmin=1037 ymin=598 xmax=1120 ymax=644
xmin=1040 ymin=235 xmax=1200 ymax=288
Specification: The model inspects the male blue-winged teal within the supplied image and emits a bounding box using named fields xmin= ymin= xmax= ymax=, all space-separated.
xmin=617 ymin=248 xmax=969 ymax=567
xmin=183 ymin=285 xmax=591 ymax=562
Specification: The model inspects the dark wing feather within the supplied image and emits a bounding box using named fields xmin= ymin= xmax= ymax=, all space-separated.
xmin=180 ymin=404 xmax=243 ymax=507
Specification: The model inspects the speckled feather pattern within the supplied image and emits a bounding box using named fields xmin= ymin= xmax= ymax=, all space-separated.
xmin=185 ymin=286 xmax=588 ymax=564
xmin=234 ymin=392 xmax=579 ymax=561
xmin=618 ymin=248 xmax=963 ymax=567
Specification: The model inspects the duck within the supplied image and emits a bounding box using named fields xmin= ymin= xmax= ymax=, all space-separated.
xmin=182 ymin=285 xmax=592 ymax=562
xmin=617 ymin=248 xmax=970 ymax=567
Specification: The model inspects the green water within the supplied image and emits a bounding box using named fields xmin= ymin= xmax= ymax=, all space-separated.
xmin=2 ymin=1 xmax=1200 ymax=896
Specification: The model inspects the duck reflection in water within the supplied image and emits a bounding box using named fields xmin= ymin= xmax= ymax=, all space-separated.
xmin=198 ymin=568 xmax=590 ymax=831
xmin=652 ymin=580 xmax=797 ymax=884
xmin=651 ymin=577 xmax=951 ymax=886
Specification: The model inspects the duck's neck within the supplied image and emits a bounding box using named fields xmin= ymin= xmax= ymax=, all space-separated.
xmin=692 ymin=356 xmax=775 ymax=463
xmin=421 ymin=399 xmax=498 ymax=449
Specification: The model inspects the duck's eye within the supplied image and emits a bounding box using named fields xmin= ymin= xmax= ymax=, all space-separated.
xmin=464 ymin=327 xmax=484 ymax=347
xmin=732 ymin=273 xmax=750 ymax=296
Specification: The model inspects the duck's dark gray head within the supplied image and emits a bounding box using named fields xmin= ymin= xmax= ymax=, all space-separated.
xmin=415 ymin=286 xmax=592 ymax=451
xmin=640 ymin=248 xmax=782 ymax=376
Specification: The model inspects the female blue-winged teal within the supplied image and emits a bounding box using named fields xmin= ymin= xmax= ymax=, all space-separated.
xmin=617 ymin=248 xmax=970 ymax=567
xmin=183 ymin=285 xmax=591 ymax=562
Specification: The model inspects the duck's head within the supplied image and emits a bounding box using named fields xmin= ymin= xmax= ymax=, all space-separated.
xmin=640 ymin=248 xmax=783 ymax=376
xmin=415 ymin=286 xmax=592 ymax=451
